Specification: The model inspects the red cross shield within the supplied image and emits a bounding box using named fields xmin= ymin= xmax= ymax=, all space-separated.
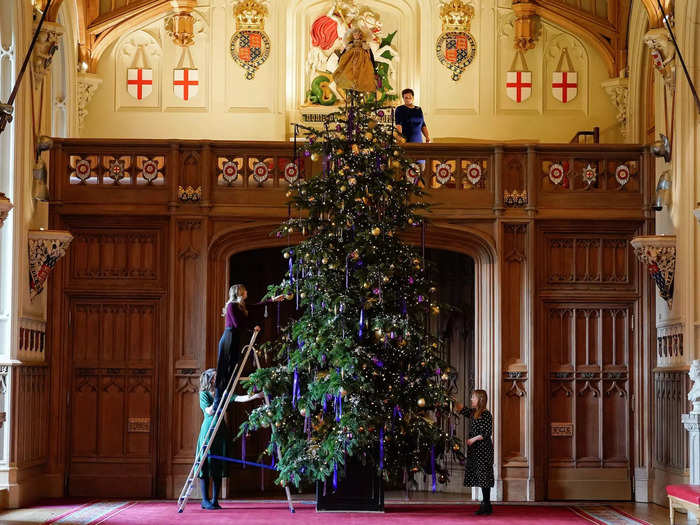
xmin=173 ymin=68 xmax=199 ymax=101
xmin=506 ymin=71 xmax=532 ymax=103
xmin=127 ymin=68 xmax=153 ymax=100
xmin=552 ymin=71 xmax=578 ymax=103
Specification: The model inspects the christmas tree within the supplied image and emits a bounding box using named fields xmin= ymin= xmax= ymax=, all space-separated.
xmin=242 ymin=95 xmax=461 ymax=490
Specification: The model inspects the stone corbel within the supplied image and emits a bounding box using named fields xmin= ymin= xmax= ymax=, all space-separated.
xmin=0 ymin=193 xmax=13 ymax=229
xmin=644 ymin=27 xmax=676 ymax=92
xmin=77 ymin=72 xmax=102 ymax=130
xmin=601 ymin=75 xmax=629 ymax=137
xmin=630 ymin=235 xmax=676 ymax=309
xmin=31 ymin=20 xmax=64 ymax=87
xmin=512 ymin=0 xmax=538 ymax=50
xmin=166 ymin=0 xmax=198 ymax=47
xmin=28 ymin=229 xmax=73 ymax=299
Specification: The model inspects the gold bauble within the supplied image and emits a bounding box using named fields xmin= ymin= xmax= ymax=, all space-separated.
xmin=348 ymin=177 xmax=357 ymax=186
xmin=300 ymin=292 xmax=306 ymax=298
xmin=371 ymin=227 xmax=381 ymax=236
xmin=285 ymin=293 xmax=294 ymax=300
xmin=299 ymin=408 xmax=306 ymax=417
xmin=382 ymin=276 xmax=390 ymax=283
xmin=391 ymin=160 xmax=400 ymax=168
xmin=336 ymin=149 xmax=344 ymax=155
xmin=275 ymin=422 xmax=281 ymax=427
xmin=310 ymin=152 xmax=320 ymax=161
xmin=408 ymin=218 xmax=414 ymax=225
xmin=453 ymin=443 xmax=460 ymax=451
xmin=363 ymin=282 xmax=370 ymax=289
xmin=368 ymin=119 xmax=377 ymax=129
xmin=285 ymin=191 xmax=292 ymax=198
xmin=431 ymin=305 xmax=440 ymax=315
xmin=386 ymin=185 xmax=393 ymax=191
xmin=417 ymin=398 xmax=426 ymax=408
xmin=340 ymin=185 xmax=347 ymax=192
xmin=441 ymin=373 xmax=449 ymax=381
xmin=322 ymin=257 xmax=328 ymax=264
xmin=393 ymin=150 xmax=399 ymax=156
xmin=283 ymin=251 xmax=290 ymax=259
xmin=365 ymin=132 xmax=373 ymax=140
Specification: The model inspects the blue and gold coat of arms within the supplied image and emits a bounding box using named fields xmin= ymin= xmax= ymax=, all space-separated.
xmin=435 ymin=0 xmax=477 ymax=81
xmin=230 ymin=0 xmax=271 ymax=80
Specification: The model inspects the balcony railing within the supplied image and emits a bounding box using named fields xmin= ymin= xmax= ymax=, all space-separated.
xmin=50 ymin=139 xmax=652 ymax=218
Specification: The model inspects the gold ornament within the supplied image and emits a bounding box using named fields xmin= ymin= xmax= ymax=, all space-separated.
xmin=431 ymin=305 xmax=440 ymax=315
xmin=365 ymin=132 xmax=373 ymax=140
xmin=283 ymin=251 xmax=290 ymax=259
xmin=349 ymin=177 xmax=357 ymax=186
xmin=340 ymin=185 xmax=347 ymax=192
xmin=382 ymin=276 xmax=390 ymax=283
xmin=363 ymin=282 xmax=370 ymax=289
xmin=371 ymin=227 xmax=381 ymax=236
xmin=300 ymin=292 xmax=306 ymax=298
xmin=368 ymin=119 xmax=377 ymax=129
xmin=441 ymin=373 xmax=449 ymax=380
xmin=417 ymin=398 xmax=426 ymax=408
xmin=310 ymin=152 xmax=319 ymax=161
xmin=393 ymin=150 xmax=399 ymax=157
xmin=391 ymin=160 xmax=400 ymax=168
xmin=285 ymin=293 xmax=294 ymax=300
xmin=300 ymin=408 xmax=306 ymax=416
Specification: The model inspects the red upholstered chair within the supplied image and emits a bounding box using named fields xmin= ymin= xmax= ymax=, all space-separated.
xmin=667 ymin=485 xmax=700 ymax=524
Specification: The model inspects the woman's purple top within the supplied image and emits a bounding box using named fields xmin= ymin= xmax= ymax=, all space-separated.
xmin=225 ymin=302 xmax=247 ymax=329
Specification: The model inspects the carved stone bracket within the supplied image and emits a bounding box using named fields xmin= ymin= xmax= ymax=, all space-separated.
xmin=31 ymin=21 xmax=64 ymax=87
xmin=77 ymin=73 xmax=103 ymax=130
xmin=0 ymin=193 xmax=13 ymax=229
xmin=631 ymin=235 xmax=676 ymax=309
xmin=601 ymin=75 xmax=629 ymax=137
xmin=644 ymin=28 xmax=676 ymax=92
xmin=28 ymin=230 xmax=73 ymax=299
xmin=504 ymin=371 xmax=527 ymax=397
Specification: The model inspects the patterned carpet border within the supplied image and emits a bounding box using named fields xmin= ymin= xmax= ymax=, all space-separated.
xmin=571 ymin=506 xmax=653 ymax=525
xmin=44 ymin=501 xmax=136 ymax=525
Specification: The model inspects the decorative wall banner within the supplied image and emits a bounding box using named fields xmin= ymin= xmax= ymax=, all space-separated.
xmin=506 ymin=50 xmax=531 ymax=103
xmin=222 ymin=160 xmax=239 ymax=184
xmin=252 ymin=161 xmax=270 ymax=183
xmin=126 ymin=45 xmax=153 ymax=101
xmin=283 ymin=162 xmax=299 ymax=184
xmin=230 ymin=0 xmax=270 ymax=80
xmin=436 ymin=0 xmax=477 ymax=81
xmin=630 ymin=235 xmax=676 ymax=309
xmin=406 ymin=163 xmax=421 ymax=184
xmin=551 ymin=48 xmax=577 ymax=103
xmin=28 ymin=230 xmax=73 ymax=299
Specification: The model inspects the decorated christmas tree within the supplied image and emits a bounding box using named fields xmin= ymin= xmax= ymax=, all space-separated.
xmin=242 ymin=95 xmax=461 ymax=491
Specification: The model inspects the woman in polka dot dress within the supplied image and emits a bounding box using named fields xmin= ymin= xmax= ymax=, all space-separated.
xmin=461 ymin=389 xmax=494 ymax=515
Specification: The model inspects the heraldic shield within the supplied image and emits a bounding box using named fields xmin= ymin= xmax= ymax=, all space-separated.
xmin=231 ymin=30 xmax=271 ymax=80
xmin=127 ymin=68 xmax=153 ymax=100
xmin=435 ymin=31 xmax=477 ymax=81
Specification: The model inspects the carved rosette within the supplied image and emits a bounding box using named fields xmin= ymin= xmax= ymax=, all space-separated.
xmin=0 ymin=193 xmax=13 ymax=229
xmin=28 ymin=230 xmax=73 ymax=299
xmin=77 ymin=73 xmax=102 ymax=130
xmin=601 ymin=75 xmax=629 ymax=137
xmin=630 ymin=235 xmax=676 ymax=309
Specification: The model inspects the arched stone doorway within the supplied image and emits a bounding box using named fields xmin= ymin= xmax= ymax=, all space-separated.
xmin=207 ymin=222 xmax=498 ymax=494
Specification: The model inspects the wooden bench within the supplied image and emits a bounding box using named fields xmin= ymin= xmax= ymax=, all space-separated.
xmin=667 ymin=484 xmax=700 ymax=524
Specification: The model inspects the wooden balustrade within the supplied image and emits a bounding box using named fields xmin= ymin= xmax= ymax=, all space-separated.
xmin=50 ymin=140 xmax=652 ymax=219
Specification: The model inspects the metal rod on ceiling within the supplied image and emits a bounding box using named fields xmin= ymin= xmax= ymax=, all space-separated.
xmin=656 ymin=0 xmax=700 ymax=113
xmin=0 ymin=0 xmax=54 ymax=135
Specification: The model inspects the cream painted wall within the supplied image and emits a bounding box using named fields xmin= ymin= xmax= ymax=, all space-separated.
xmin=81 ymin=0 xmax=622 ymax=143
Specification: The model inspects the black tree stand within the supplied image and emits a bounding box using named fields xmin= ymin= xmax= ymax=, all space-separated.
xmin=316 ymin=458 xmax=384 ymax=512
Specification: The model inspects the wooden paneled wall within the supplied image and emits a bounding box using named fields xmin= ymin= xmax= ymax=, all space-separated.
xmin=46 ymin=140 xmax=654 ymax=501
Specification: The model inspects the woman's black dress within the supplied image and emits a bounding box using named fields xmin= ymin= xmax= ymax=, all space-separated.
xmin=461 ymin=408 xmax=495 ymax=488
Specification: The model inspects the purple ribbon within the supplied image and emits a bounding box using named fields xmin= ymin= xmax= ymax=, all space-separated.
xmin=292 ymin=368 xmax=299 ymax=408
xmin=431 ymin=446 xmax=436 ymax=492
xmin=393 ymin=405 xmax=403 ymax=419
xmin=335 ymin=392 xmax=342 ymax=422
xmin=322 ymin=395 xmax=327 ymax=412
xmin=379 ymin=427 xmax=384 ymax=469
xmin=359 ymin=308 xmax=364 ymax=337
xmin=289 ymin=256 xmax=294 ymax=283
xmin=333 ymin=462 xmax=338 ymax=490
xmin=242 ymin=427 xmax=247 ymax=469
xmin=345 ymin=255 xmax=350 ymax=289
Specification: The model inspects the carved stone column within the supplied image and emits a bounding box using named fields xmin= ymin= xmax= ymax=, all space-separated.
xmin=682 ymin=360 xmax=700 ymax=520
xmin=0 ymin=194 xmax=13 ymax=229
xmin=76 ymin=73 xmax=102 ymax=130
xmin=601 ymin=75 xmax=629 ymax=138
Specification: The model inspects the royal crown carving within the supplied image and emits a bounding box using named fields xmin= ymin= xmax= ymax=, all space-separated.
xmin=439 ymin=0 xmax=475 ymax=32
xmin=234 ymin=0 xmax=268 ymax=30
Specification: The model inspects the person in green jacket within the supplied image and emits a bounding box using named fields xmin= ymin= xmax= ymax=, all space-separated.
xmin=197 ymin=368 xmax=229 ymax=510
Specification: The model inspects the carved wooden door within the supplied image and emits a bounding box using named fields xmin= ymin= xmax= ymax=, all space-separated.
xmin=545 ymin=303 xmax=633 ymax=500
xmin=67 ymin=299 xmax=159 ymax=497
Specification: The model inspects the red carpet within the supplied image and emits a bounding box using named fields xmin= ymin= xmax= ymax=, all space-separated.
xmin=45 ymin=501 xmax=649 ymax=524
